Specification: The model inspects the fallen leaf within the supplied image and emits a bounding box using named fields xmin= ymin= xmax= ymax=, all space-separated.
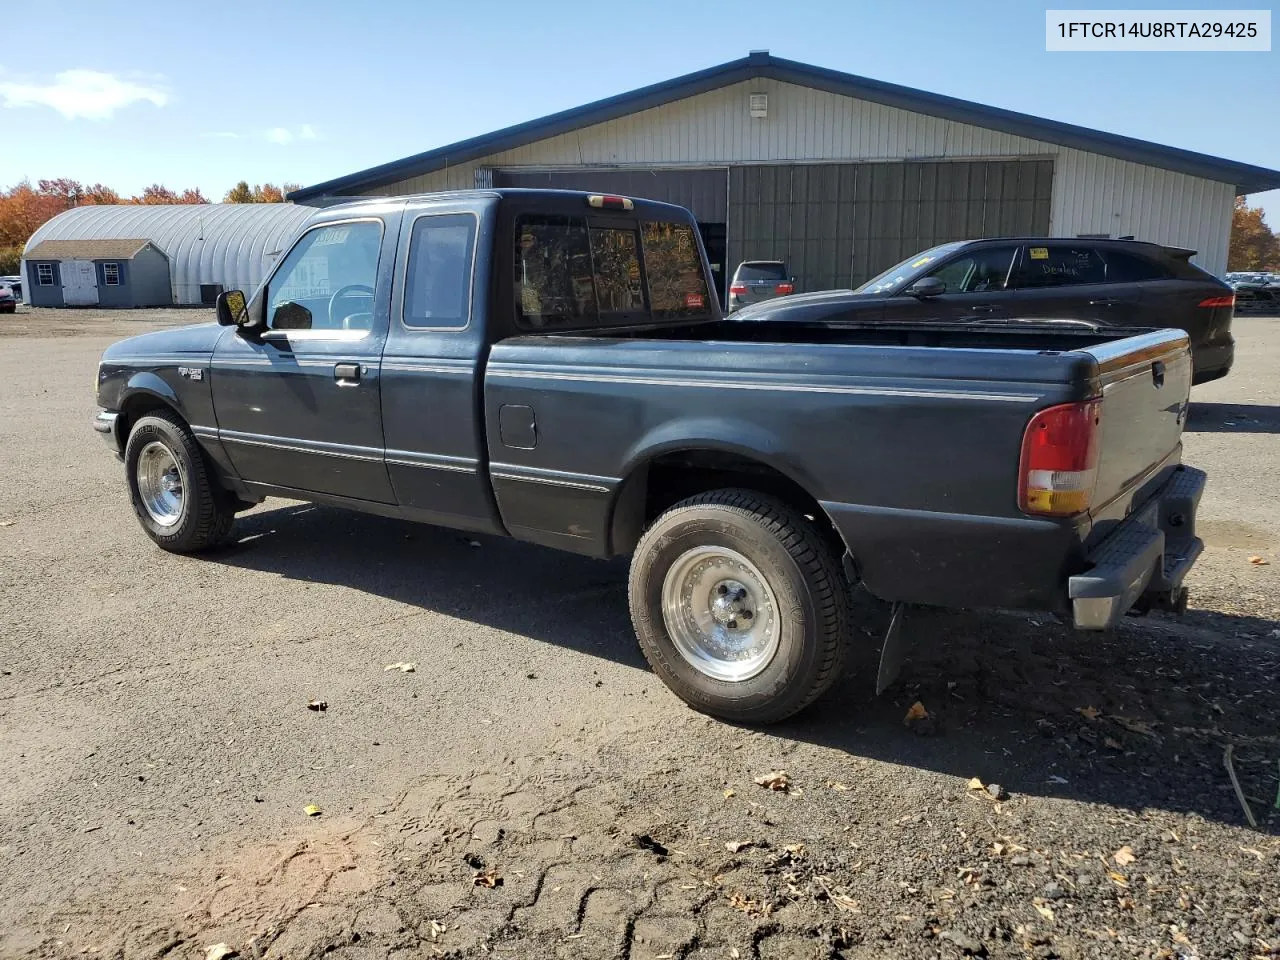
xmin=1240 ymin=846 xmax=1265 ymax=861
xmin=815 ymin=875 xmax=860 ymax=913
xmin=206 ymin=945 xmax=238 ymax=960
xmin=429 ymin=919 xmax=446 ymax=941
xmin=304 ymin=804 xmax=322 ymax=817
xmin=783 ymin=843 xmax=806 ymax=857
xmin=1108 ymin=871 xmax=1129 ymax=888
xmin=1113 ymin=845 xmax=1136 ymax=867
xmin=967 ymin=776 xmax=985 ymax=790
xmin=730 ymin=949 xmax=741 ymax=959
xmin=723 ymin=788 xmax=735 ymax=799
xmin=0 ymin=519 xmax=16 ymax=527
xmin=826 ymin=780 xmax=849 ymax=791
xmin=1104 ymin=737 xmax=1123 ymax=750
xmin=1248 ymin=555 xmax=1269 ymax=565
xmin=307 ymin=699 xmax=327 ymax=712
xmin=384 ymin=662 xmax=417 ymax=673
xmin=727 ymin=890 xmax=766 ymax=915
xmin=725 ymin=839 xmax=754 ymax=853
xmin=991 ymin=842 xmax=1005 ymax=856
xmin=1033 ymin=901 xmax=1055 ymax=922
xmin=1112 ymin=716 xmax=1157 ymax=737
xmin=903 ymin=701 xmax=929 ymax=725
xmin=754 ymin=770 xmax=790 ymax=791
xmin=1076 ymin=705 xmax=1101 ymax=720
xmin=472 ymin=867 xmax=503 ymax=888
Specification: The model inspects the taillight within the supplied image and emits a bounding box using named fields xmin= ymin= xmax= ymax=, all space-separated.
xmin=729 ymin=283 xmax=747 ymax=296
xmin=1198 ymin=295 xmax=1234 ymax=308
xmin=775 ymin=282 xmax=794 ymax=295
xmin=1018 ymin=399 xmax=1102 ymax=517
xmin=586 ymin=194 xmax=634 ymax=211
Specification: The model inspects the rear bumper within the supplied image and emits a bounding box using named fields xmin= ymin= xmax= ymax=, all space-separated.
xmin=1192 ymin=339 xmax=1233 ymax=384
xmin=1069 ymin=465 xmax=1205 ymax=629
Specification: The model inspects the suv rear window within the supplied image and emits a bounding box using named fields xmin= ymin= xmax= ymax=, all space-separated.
xmin=734 ymin=262 xmax=787 ymax=282
xmin=515 ymin=216 xmax=710 ymax=328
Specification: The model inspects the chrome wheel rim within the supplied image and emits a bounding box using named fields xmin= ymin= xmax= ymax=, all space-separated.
xmin=136 ymin=441 xmax=184 ymax=527
xmin=660 ymin=546 xmax=780 ymax=682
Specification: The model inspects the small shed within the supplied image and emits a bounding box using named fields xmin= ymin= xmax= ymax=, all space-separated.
xmin=23 ymin=239 xmax=171 ymax=308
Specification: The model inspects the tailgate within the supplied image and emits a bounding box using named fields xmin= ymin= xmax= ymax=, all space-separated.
xmin=1085 ymin=329 xmax=1192 ymax=524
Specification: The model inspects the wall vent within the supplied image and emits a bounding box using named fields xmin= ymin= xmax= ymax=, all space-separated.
xmin=749 ymin=93 xmax=768 ymax=118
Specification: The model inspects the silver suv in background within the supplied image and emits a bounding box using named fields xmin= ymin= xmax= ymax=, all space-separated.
xmin=727 ymin=260 xmax=794 ymax=312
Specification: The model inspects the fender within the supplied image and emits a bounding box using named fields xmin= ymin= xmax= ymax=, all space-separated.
xmin=121 ymin=370 xmax=187 ymax=420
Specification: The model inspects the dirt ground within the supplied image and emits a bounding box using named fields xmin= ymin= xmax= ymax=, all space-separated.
xmin=1 ymin=305 xmax=1278 ymax=960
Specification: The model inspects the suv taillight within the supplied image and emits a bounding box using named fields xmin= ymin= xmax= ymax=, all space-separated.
xmin=1198 ymin=295 xmax=1235 ymax=308
xmin=1018 ymin=399 xmax=1102 ymax=516
xmin=775 ymin=282 xmax=794 ymax=295
xmin=729 ymin=283 xmax=747 ymax=296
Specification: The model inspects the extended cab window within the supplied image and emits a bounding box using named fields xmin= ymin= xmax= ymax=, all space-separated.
xmin=1014 ymin=245 xmax=1107 ymax=289
xmin=403 ymin=214 xmax=477 ymax=329
xmin=267 ymin=220 xmax=382 ymax=331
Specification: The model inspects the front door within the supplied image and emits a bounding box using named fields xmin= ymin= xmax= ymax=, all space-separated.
xmin=880 ymin=243 xmax=1019 ymax=321
xmin=62 ymin=259 xmax=99 ymax=306
xmin=210 ymin=216 xmax=398 ymax=504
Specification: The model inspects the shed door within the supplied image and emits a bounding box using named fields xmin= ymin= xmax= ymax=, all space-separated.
xmin=62 ymin=260 xmax=99 ymax=306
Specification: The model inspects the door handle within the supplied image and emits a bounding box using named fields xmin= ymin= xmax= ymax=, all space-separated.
xmin=334 ymin=362 xmax=361 ymax=383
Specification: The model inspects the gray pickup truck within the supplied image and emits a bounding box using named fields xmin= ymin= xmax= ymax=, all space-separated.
xmin=95 ymin=189 xmax=1205 ymax=723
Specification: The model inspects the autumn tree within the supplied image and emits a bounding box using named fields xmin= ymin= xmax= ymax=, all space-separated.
xmin=223 ymin=181 xmax=297 ymax=203
xmin=1228 ymin=196 xmax=1280 ymax=271
xmin=224 ymin=180 xmax=254 ymax=203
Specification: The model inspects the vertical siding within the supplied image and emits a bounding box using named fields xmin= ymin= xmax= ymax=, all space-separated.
xmin=1050 ymin=149 xmax=1234 ymax=274
xmin=361 ymin=78 xmax=1237 ymax=277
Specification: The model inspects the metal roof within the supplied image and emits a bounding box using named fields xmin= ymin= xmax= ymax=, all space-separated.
xmin=25 ymin=238 xmax=157 ymax=260
xmin=290 ymin=51 xmax=1280 ymax=201
xmin=22 ymin=203 xmax=315 ymax=304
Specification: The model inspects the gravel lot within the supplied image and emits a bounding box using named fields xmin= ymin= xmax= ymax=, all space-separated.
xmin=1 ymin=306 xmax=1277 ymax=960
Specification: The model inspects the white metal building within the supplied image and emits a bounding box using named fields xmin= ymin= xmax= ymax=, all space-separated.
xmin=292 ymin=51 xmax=1280 ymax=297
xmin=22 ymin=203 xmax=314 ymax=306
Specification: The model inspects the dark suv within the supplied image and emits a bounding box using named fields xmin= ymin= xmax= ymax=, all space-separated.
xmin=740 ymin=239 xmax=1235 ymax=383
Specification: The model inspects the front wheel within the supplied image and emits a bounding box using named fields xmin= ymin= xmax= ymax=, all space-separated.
xmin=124 ymin=412 xmax=235 ymax=552
xmin=628 ymin=489 xmax=851 ymax=724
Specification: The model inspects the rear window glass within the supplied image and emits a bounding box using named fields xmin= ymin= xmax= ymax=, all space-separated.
xmin=640 ymin=221 xmax=710 ymax=319
xmin=1101 ymin=250 xmax=1169 ymax=283
xmin=1014 ymin=245 xmax=1107 ymax=289
xmin=515 ymin=216 xmax=710 ymax=328
xmin=734 ymin=262 xmax=787 ymax=282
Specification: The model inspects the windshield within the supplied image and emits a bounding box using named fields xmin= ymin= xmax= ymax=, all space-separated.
xmin=854 ymin=242 xmax=967 ymax=295
xmin=734 ymin=262 xmax=787 ymax=282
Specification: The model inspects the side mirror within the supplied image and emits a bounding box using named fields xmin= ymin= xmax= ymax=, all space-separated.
xmin=215 ymin=289 xmax=248 ymax=326
xmin=907 ymin=276 xmax=945 ymax=298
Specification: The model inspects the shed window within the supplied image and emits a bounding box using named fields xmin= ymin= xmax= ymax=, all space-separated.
xmin=37 ymin=263 xmax=54 ymax=286
xmin=103 ymin=263 xmax=121 ymax=286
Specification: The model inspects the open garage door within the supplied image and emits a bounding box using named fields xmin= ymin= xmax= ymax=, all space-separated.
xmin=493 ymin=168 xmax=729 ymax=303
xmin=728 ymin=159 xmax=1053 ymax=296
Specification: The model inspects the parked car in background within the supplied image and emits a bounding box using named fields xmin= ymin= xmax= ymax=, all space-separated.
xmin=738 ymin=238 xmax=1235 ymax=383
xmin=0 ymin=284 xmax=17 ymax=314
xmin=1227 ymin=272 xmax=1280 ymax=315
xmin=0 ymin=276 xmax=21 ymax=302
xmin=727 ymin=260 xmax=794 ymax=312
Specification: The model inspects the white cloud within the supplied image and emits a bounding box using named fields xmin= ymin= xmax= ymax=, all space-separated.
xmin=0 ymin=69 xmax=167 ymax=120
xmin=265 ymin=124 xmax=318 ymax=145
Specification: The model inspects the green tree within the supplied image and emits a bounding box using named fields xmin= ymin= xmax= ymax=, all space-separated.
xmin=224 ymin=180 xmax=254 ymax=203
xmin=1229 ymin=196 xmax=1280 ymax=271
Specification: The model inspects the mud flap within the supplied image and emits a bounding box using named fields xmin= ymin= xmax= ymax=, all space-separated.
xmin=876 ymin=602 xmax=908 ymax=695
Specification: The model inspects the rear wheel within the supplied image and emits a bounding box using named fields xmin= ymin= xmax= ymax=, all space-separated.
xmin=124 ymin=412 xmax=235 ymax=552
xmin=629 ymin=489 xmax=850 ymax=724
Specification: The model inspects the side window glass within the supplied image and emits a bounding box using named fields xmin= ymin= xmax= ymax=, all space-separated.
xmin=1101 ymin=250 xmax=1168 ymax=283
xmin=515 ymin=215 xmax=595 ymax=328
xmin=589 ymin=226 xmax=645 ymax=314
xmin=267 ymin=220 xmax=383 ymax=331
xmin=1015 ymin=245 xmax=1107 ymax=289
xmin=926 ymin=246 xmax=1017 ymax=293
xmin=641 ymin=221 xmax=711 ymax=318
xmin=403 ymin=214 xmax=477 ymax=329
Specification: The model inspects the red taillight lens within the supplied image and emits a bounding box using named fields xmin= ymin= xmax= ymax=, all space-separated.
xmin=729 ymin=283 xmax=747 ymax=296
xmin=775 ymin=282 xmax=794 ymax=295
xmin=1018 ymin=399 xmax=1102 ymax=516
xmin=1198 ymin=295 xmax=1235 ymax=308
xmin=586 ymin=194 xmax=634 ymax=211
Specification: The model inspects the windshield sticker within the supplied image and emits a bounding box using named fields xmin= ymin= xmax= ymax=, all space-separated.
xmin=1029 ymin=247 xmax=1049 ymax=260
xmin=910 ymin=256 xmax=935 ymax=268
xmin=313 ymin=226 xmax=351 ymax=246
xmin=685 ymin=292 xmax=705 ymax=309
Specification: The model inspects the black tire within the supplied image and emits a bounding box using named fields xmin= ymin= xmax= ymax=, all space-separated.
xmin=124 ymin=411 xmax=235 ymax=552
xmin=628 ymin=489 xmax=851 ymax=724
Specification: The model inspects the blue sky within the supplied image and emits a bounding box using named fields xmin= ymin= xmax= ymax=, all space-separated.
xmin=1 ymin=0 xmax=1276 ymax=225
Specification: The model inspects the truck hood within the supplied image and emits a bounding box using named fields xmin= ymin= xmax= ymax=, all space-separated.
xmin=102 ymin=322 xmax=226 ymax=359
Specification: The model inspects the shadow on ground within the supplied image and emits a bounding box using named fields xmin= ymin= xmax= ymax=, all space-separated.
xmin=1187 ymin=401 xmax=1280 ymax=434
xmin=214 ymin=503 xmax=1280 ymax=835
